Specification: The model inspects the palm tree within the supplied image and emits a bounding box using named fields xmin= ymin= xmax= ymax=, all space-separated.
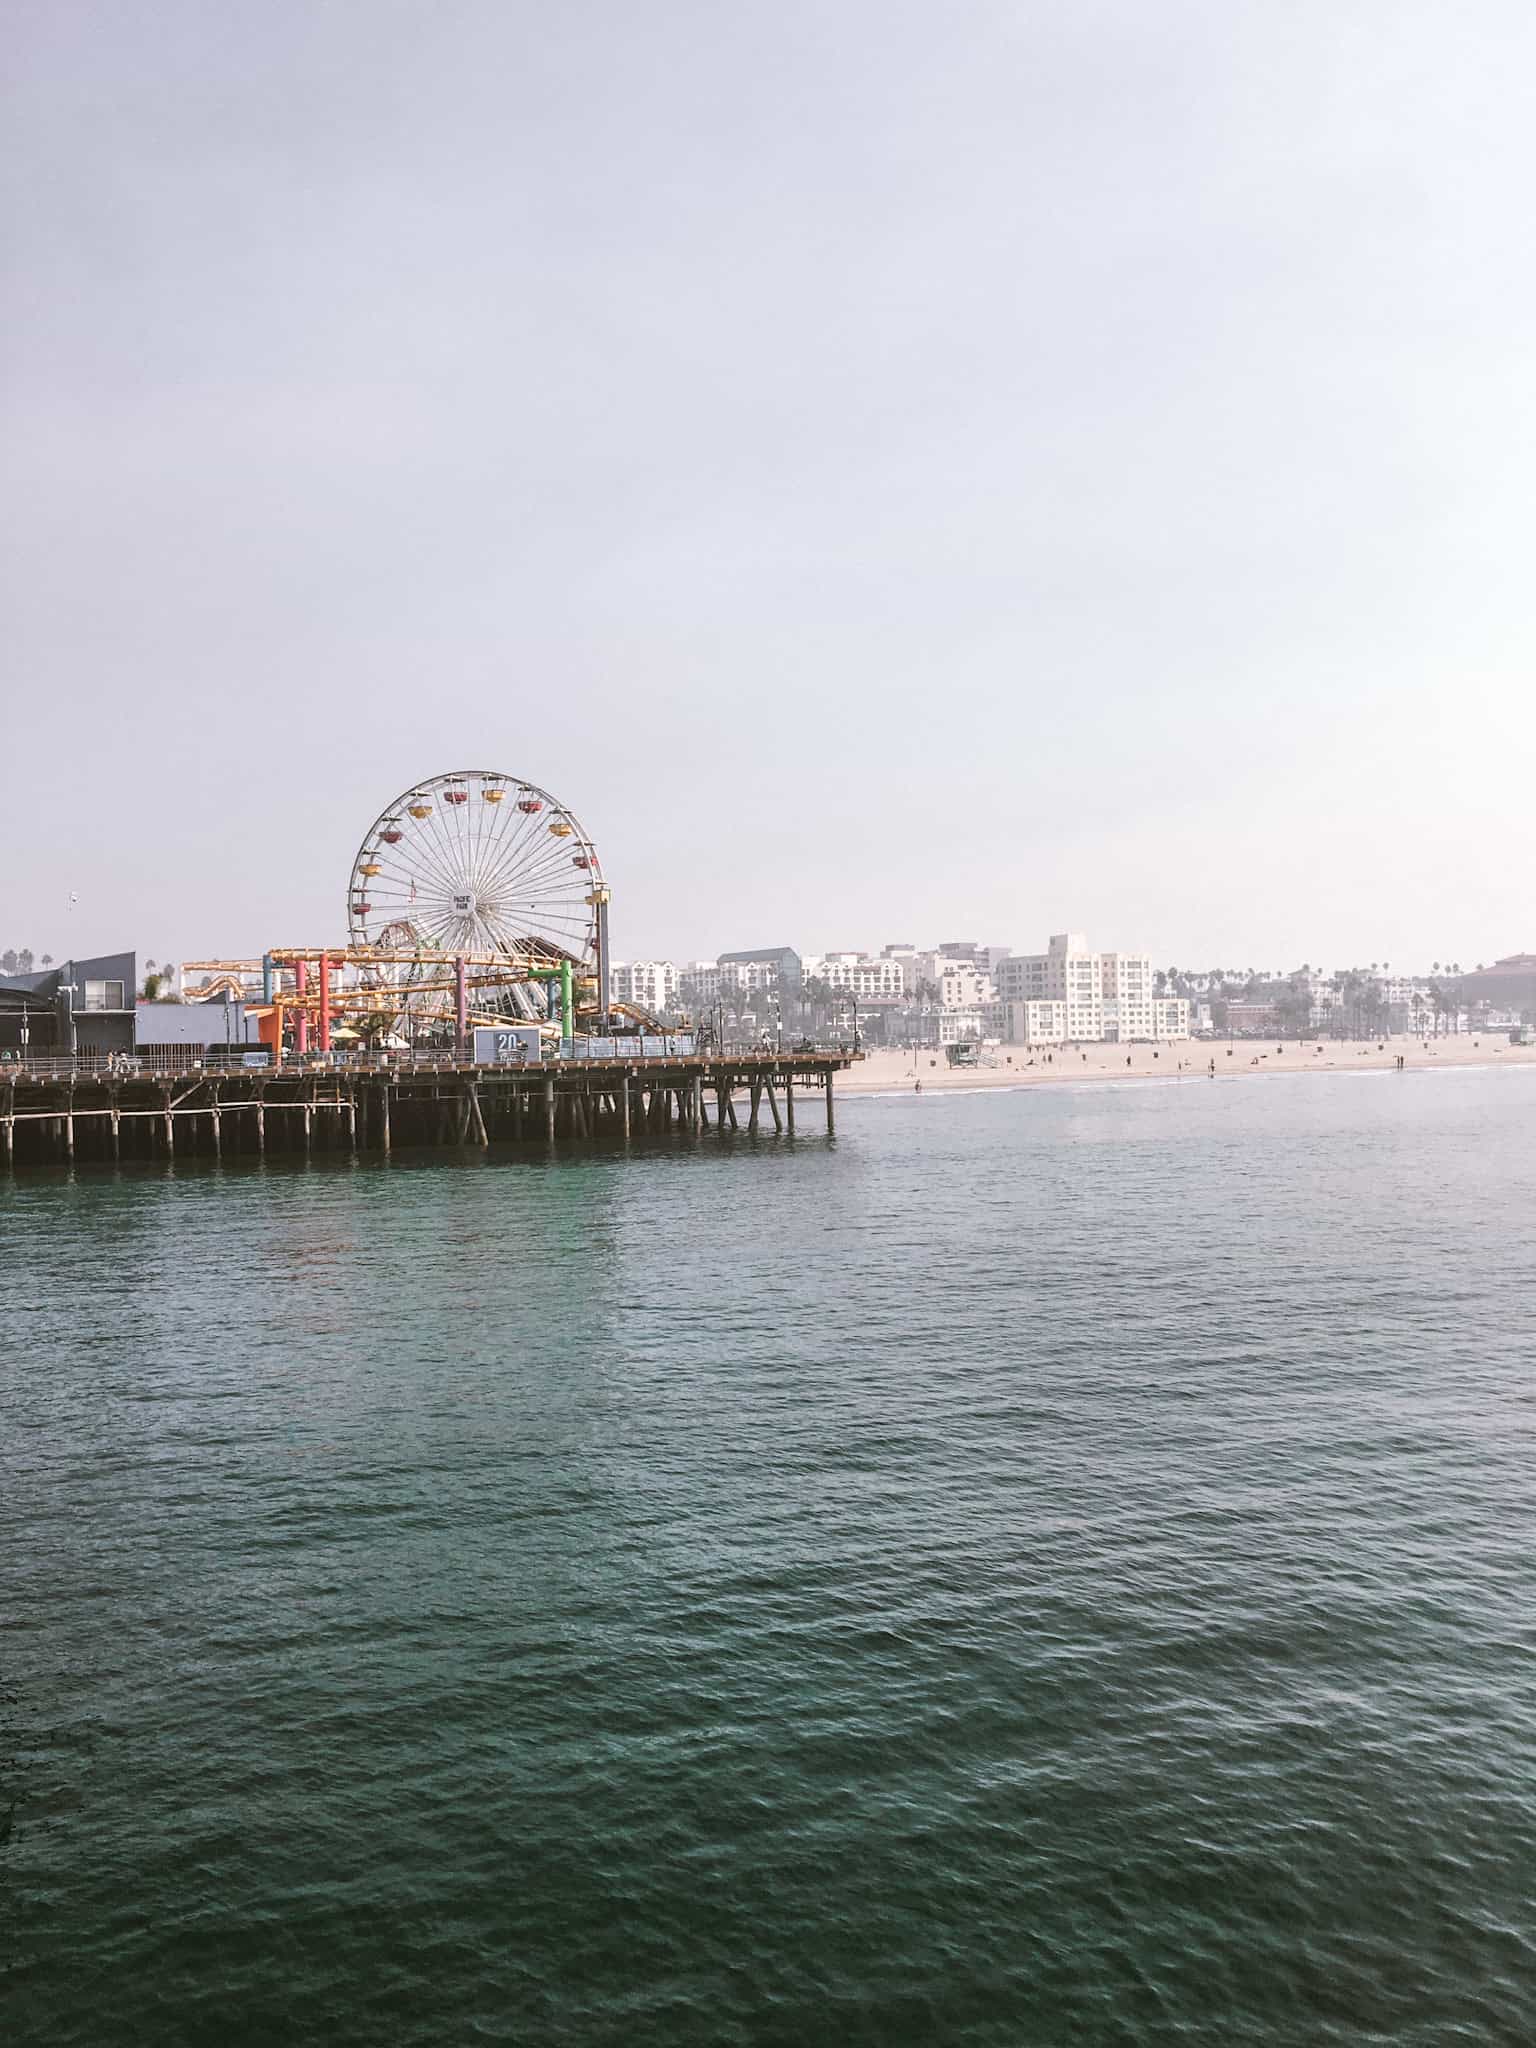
xmin=40 ymin=953 xmax=53 ymax=969
xmin=17 ymin=948 xmax=32 ymax=973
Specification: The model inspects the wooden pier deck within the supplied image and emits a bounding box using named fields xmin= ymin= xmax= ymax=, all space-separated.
xmin=0 ymin=1051 xmax=855 ymax=1170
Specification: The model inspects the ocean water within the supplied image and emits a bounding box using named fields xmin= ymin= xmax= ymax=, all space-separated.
xmin=4 ymin=1068 xmax=1536 ymax=2046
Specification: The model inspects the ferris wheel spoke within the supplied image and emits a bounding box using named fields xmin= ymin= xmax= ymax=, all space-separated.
xmin=467 ymin=800 xmax=533 ymax=898
xmin=468 ymin=778 xmax=512 ymax=887
xmin=384 ymin=819 xmax=466 ymax=909
xmin=471 ymin=808 xmax=569 ymax=896
xmin=425 ymin=798 xmax=471 ymax=906
xmin=482 ymin=788 xmax=559 ymax=889
xmin=480 ymin=830 xmax=592 ymax=903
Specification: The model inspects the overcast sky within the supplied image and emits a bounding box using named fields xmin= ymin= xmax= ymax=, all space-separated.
xmin=3 ymin=1 xmax=1533 ymax=973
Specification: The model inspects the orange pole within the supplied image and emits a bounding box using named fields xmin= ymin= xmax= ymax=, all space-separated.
xmin=319 ymin=952 xmax=331 ymax=1053
xmin=295 ymin=960 xmax=309 ymax=1054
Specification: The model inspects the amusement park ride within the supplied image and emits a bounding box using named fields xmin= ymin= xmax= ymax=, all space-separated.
xmin=183 ymin=769 xmax=632 ymax=1054
xmin=3 ymin=763 xmax=855 ymax=1170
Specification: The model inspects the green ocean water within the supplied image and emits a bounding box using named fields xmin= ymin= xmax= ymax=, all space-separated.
xmin=4 ymin=1068 xmax=1536 ymax=2045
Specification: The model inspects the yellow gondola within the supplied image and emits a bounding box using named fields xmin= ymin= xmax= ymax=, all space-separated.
xmin=482 ymin=788 xmax=505 ymax=803
xmin=408 ymin=802 xmax=432 ymax=819
xmin=548 ymin=820 xmax=573 ymax=838
xmin=360 ymin=863 xmax=382 ymax=877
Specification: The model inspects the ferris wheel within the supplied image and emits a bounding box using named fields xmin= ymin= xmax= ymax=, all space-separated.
xmin=347 ymin=770 xmax=606 ymax=967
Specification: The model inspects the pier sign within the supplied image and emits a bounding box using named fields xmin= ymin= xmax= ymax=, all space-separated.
xmin=472 ymin=1025 xmax=543 ymax=1064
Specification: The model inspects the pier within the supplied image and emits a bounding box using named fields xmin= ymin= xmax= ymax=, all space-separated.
xmin=0 ymin=1050 xmax=853 ymax=1170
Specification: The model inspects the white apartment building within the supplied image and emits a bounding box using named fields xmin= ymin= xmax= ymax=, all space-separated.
xmin=997 ymin=934 xmax=1104 ymax=1039
xmin=804 ymin=952 xmax=908 ymax=998
xmin=609 ymin=960 xmax=680 ymax=1014
xmin=991 ymin=999 xmax=1069 ymax=1045
xmin=997 ymin=933 xmax=1189 ymax=1043
xmin=1150 ymin=997 xmax=1192 ymax=1039
xmin=940 ymin=962 xmax=995 ymax=1012
xmin=879 ymin=946 xmax=978 ymax=998
xmin=1100 ymin=951 xmax=1154 ymax=1040
xmin=678 ymin=960 xmax=721 ymax=1004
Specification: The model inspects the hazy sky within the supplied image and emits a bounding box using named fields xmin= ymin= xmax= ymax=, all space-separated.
xmin=4 ymin=1 xmax=1533 ymax=973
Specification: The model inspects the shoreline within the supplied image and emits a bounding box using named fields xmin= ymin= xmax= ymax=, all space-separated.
xmin=835 ymin=1038 xmax=1536 ymax=1096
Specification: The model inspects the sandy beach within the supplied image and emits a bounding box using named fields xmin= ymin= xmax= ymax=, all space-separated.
xmin=838 ymin=1036 xmax=1536 ymax=1093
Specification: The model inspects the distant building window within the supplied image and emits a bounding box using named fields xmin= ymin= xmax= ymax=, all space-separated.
xmin=82 ymin=980 xmax=125 ymax=1011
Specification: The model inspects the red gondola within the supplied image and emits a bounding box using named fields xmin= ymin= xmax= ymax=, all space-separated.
xmin=572 ymin=855 xmax=591 ymax=869
xmin=445 ymin=788 xmax=468 ymax=805
xmin=381 ymin=827 xmax=403 ymax=844
xmin=517 ymin=797 xmax=544 ymax=814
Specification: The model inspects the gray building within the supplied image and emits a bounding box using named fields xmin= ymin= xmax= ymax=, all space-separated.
xmin=717 ymin=946 xmax=803 ymax=994
xmin=0 ymin=951 xmax=137 ymax=1054
xmin=135 ymin=999 xmax=261 ymax=1049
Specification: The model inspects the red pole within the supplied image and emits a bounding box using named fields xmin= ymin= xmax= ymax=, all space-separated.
xmin=295 ymin=959 xmax=309 ymax=1055
xmin=455 ymin=956 xmax=468 ymax=1056
xmin=319 ymin=952 xmax=331 ymax=1053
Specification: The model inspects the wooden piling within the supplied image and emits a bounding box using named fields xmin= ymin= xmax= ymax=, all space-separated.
xmin=544 ymin=1075 xmax=556 ymax=1144
xmin=379 ymin=1084 xmax=390 ymax=1154
xmin=785 ymin=1073 xmax=795 ymax=1134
